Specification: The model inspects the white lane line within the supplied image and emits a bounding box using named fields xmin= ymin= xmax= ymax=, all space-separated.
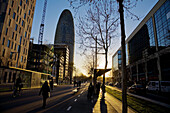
xmin=74 ymin=99 xmax=77 ymax=102
xmin=78 ymin=95 xmax=80 ymax=97
xmin=67 ymin=106 xmax=72 ymax=111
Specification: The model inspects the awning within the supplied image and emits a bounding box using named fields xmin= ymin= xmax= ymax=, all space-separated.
xmin=94 ymin=69 xmax=111 ymax=77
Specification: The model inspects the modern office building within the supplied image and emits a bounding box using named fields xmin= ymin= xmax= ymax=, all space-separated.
xmin=112 ymin=0 xmax=170 ymax=85
xmin=27 ymin=40 xmax=54 ymax=74
xmin=54 ymin=9 xmax=75 ymax=84
xmin=0 ymin=0 xmax=36 ymax=83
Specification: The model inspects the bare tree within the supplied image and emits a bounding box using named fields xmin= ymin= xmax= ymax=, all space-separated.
xmin=74 ymin=0 xmax=119 ymax=98
xmin=68 ymin=0 xmax=140 ymax=112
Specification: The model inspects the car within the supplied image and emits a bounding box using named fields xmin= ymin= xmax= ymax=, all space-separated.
xmin=128 ymin=84 xmax=146 ymax=94
xmin=146 ymin=81 xmax=170 ymax=93
xmin=108 ymin=82 xmax=113 ymax=86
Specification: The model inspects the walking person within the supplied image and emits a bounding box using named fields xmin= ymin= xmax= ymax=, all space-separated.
xmin=39 ymin=81 xmax=50 ymax=108
xmin=13 ymin=76 xmax=22 ymax=97
xmin=87 ymin=83 xmax=94 ymax=100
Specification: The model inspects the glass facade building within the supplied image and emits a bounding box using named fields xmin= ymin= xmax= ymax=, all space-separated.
xmin=112 ymin=0 xmax=170 ymax=85
xmin=154 ymin=0 xmax=170 ymax=48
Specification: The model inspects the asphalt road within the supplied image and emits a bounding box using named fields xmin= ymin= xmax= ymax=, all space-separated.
xmin=0 ymin=83 xmax=96 ymax=113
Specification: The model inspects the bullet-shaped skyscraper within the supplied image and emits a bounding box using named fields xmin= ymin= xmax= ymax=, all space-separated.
xmin=54 ymin=9 xmax=75 ymax=84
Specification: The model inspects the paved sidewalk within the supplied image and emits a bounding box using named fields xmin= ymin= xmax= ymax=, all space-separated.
xmin=93 ymin=90 xmax=135 ymax=113
xmin=107 ymin=85 xmax=170 ymax=109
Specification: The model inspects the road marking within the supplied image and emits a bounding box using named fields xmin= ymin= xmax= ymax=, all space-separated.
xmin=74 ymin=99 xmax=77 ymax=102
xmin=78 ymin=95 xmax=80 ymax=97
xmin=67 ymin=106 xmax=72 ymax=111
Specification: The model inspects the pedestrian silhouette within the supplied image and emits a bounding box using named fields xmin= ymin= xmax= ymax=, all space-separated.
xmin=13 ymin=76 xmax=22 ymax=97
xmin=87 ymin=83 xmax=94 ymax=100
xmin=39 ymin=81 xmax=50 ymax=108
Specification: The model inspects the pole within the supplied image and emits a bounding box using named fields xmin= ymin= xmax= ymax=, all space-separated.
xmin=117 ymin=0 xmax=127 ymax=113
xmin=94 ymin=36 xmax=97 ymax=94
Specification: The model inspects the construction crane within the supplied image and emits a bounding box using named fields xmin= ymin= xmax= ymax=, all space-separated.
xmin=38 ymin=0 xmax=47 ymax=45
xmin=37 ymin=0 xmax=47 ymax=69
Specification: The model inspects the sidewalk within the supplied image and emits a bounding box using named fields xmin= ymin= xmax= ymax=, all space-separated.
xmin=106 ymin=85 xmax=170 ymax=109
xmin=93 ymin=90 xmax=135 ymax=113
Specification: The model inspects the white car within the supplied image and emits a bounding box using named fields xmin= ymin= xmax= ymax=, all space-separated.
xmin=146 ymin=81 xmax=170 ymax=93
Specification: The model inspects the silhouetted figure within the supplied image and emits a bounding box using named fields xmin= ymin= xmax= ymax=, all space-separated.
xmin=96 ymin=82 xmax=101 ymax=95
xmin=50 ymin=79 xmax=53 ymax=90
xmin=13 ymin=76 xmax=22 ymax=96
xmin=74 ymin=81 xmax=76 ymax=87
xmin=87 ymin=83 xmax=94 ymax=100
xmin=79 ymin=81 xmax=81 ymax=87
xmin=39 ymin=81 xmax=50 ymax=108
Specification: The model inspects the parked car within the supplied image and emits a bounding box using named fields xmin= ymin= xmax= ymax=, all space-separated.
xmin=146 ymin=81 xmax=170 ymax=93
xmin=108 ymin=82 xmax=113 ymax=86
xmin=128 ymin=84 xmax=146 ymax=94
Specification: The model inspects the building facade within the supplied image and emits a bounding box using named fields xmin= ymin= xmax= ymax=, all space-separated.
xmin=112 ymin=0 xmax=170 ymax=86
xmin=0 ymin=0 xmax=36 ymax=84
xmin=54 ymin=9 xmax=75 ymax=84
xmin=27 ymin=42 xmax=54 ymax=74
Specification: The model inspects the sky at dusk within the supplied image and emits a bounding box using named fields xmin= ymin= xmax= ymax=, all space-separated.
xmin=31 ymin=0 xmax=159 ymax=76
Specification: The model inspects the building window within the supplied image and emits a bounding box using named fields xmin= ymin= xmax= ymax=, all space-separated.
xmin=19 ymin=18 xmax=21 ymax=24
xmin=7 ymin=40 xmax=10 ymax=48
xmin=25 ymin=31 xmax=27 ymax=38
xmin=24 ymin=57 xmax=26 ymax=63
xmin=22 ymin=20 xmax=24 ymax=27
xmin=8 ymin=19 xmax=11 ymax=26
xmin=5 ymin=28 xmax=8 ymax=35
xmin=24 ymin=13 xmax=26 ymax=19
xmin=14 ymin=43 xmax=16 ymax=50
xmin=20 ymin=0 xmax=22 ymax=6
xmin=10 ymin=52 xmax=13 ymax=59
xmin=11 ymin=42 xmax=13 ymax=49
xmin=20 ymin=36 xmax=22 ymax=44
xmin=8 ymin=8 xmax=11 ymax=15
xmin=12 ymin=32 xmax=14 ymax=39
xmin=14 ymin=53 xmax=17 ymax=60
xmin=21 ymin=56 xmax=23 ymax=62
xmin=11 ymin=0 xmax=14 ymax=7
xmin=8 ymin=72 xmax=12 ymax=83
xmin=20 ymin=9 xmax=22 ymax=15
xmin=19 ymin=27 xmax=21 ymax=33
xmin=2 ymin=37 xmax=5 ymax=45
xmin=16 ymin=15 xmax=19 ymax=22
xmin=15 ymin=34 xmax=17 ymax=40
xmin=15 ymin=24 xmax=18 ymax=31
xmin=17 ymin=45 xmax=20 ymax=52
xmin=13 ymin=12 xmax=16 ymax=19
xmin=2 ymin=49 xmax=5 ymax=57
xmin=23 ymin=39 xmax=25 ymax=45
xmin=17 ymin=6 xmax=19 ymax=13
xmin=3 ymin=72 xmax=7 ymax=83
xmin=28 ymin=10 xmax=31 ymax=15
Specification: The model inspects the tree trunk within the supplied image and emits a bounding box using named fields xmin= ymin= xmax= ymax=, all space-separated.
xmin=102 ymin=48 xmax=108 ymax=99
xmin=118 ymin=0 xmax=127 ymax=113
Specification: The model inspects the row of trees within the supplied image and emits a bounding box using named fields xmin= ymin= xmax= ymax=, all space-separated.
xmin=68 ymin=0 xmax=141 ymax=112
